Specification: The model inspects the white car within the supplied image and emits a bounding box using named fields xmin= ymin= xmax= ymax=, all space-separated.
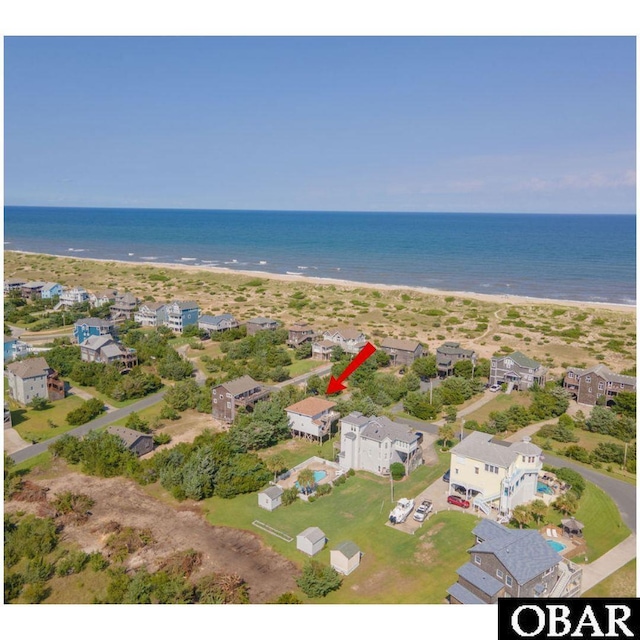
xmin=413 ymin=500 xmax=433 ymax=522
xmin=489 ymin=384 xmax=501 ymax=392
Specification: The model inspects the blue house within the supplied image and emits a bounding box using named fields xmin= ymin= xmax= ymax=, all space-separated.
xmin=157 ymin=301 xmax=199 ymax=333
xmin=40 ymin=282 xmax=63 ymax=299
xmin=73 ymin=317 xmax=116 ymax=344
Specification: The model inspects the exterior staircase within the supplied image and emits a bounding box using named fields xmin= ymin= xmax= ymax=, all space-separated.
xmin=473 ymin=493 xmax=500 ymax=515
xmin=506 ymin=381 xmax=515 ymax=394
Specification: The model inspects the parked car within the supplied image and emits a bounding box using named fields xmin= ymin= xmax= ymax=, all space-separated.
xmin=489 ymin=384 xmax=501 ymax=392
xmin=443 ymin=469 xmax=450 ymax=483
xmin=447 ymin=495 xmax=470 ymax=508
xmin=413 ymin=499 xmax=433 ymax=522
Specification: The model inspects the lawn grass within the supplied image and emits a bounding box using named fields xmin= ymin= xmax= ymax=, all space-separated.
xmin=7 ymin=394 xmax=86 ymax=442
xmin=287 ymin=357 xmax=324 ymax=378
xmin=582 ymin=559 xmax=636 ymax=597
xmin=66 ymin=380 xmax=144 ymax=409
xmin=11 ymin=450 xmax=53 ymax=475
xmin=203 ymin=453 xmax=457 ymax=603
xmin=462 ymin=391 xmax=532 ymax=425
xmin=571 ymin=482 xmax=631 ymax=562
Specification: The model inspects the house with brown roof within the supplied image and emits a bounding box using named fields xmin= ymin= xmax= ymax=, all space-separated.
xmin=312 ymin=328 xmax=367 ymax=359
xmin=285 ymin=397 xmax=339 ymax=442
xmin=6 ymin=357 xmax=65 ymax=405
xmin=380 ymin=337 xmax=424 ymax=366
xmin=563 ymin=364 xmax=636 ymax=406
xmin=490 ymin=352 xmax=547 ymax=391
xmin=211 ymin=375 xmax=271 ymax=423
xmin=447 ymin=520 xmax=582 ymax=604
xmin=79 ymin=335 xmax=138 ymax=370
xmin=106 ymin=426 xmax=154 ymax=457
xmin=436 ymin=342 xmax=477 ymax=377
xmin=246 ymin=317 xmax=279 ymax=335
xmin=287 ymin=322 xmax=316 ymax=347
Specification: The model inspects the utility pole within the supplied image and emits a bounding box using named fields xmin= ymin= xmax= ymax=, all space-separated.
xmin=622 ymin=442 xmax=628 ymax=471
xmin=390 ymin=471 xmax=394 ymax=503
xmin=429 ymin=378 xmax=433 ymax=404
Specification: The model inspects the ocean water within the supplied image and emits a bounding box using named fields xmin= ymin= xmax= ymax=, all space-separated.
xmin=3 ymin=206 xmax=636 ymax=305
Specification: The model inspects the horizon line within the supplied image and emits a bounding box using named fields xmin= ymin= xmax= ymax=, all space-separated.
xmin=4 ymin=204 xmax=636 ymax=216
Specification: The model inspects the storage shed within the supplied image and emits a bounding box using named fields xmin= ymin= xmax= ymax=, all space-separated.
xmin=330 ymin=541 xmax=362 ymax=575
xmin=258 ymin=485 xmax=284 ymax=512
xmin=296 ymin=526 xmax=326 ymax=556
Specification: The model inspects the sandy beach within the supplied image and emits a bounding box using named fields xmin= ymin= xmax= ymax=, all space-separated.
xmin=6 ymin=250 xmax=636 ymax=313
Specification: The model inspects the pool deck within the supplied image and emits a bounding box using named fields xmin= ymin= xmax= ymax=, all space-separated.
xmin=277 ymin=456 xmax=342 ymax=491
xmin=540 ymin=525 xmax=587 ymax=559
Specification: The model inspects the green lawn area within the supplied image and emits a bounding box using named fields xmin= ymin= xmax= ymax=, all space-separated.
xmin=10 ymin=450 xmax=53 ymax=475
xmin=66 ymin=380 xmax=151 ymax=409
xmin=583 ymin=559 xmax=636 ymax=597
xmin=203 ymin=452 xmax=463 ymax=603
xmin=8 ymin=394 xmax=86 ymax=443
xmin=462 ymin=391 xmax=532 ymax=425
xmin=570 ymin=482 xmax=631 ymax=562
xmin=287 ymin=358 xmax=324 ymax=378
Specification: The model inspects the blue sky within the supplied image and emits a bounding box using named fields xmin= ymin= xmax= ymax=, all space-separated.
xmin=4 ymin=36 xmax=636 ymax=213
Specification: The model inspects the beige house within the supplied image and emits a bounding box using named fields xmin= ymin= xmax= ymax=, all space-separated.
xmin=285 ymin=397 xmax=339 ymax=442
xmin=330 ymin=541 xmax=362 ymax=576
xmin=380 ymin=337 xmax=423 ymax=366
xmin=314 ymin=328 xmax=367 ymax=357
xmin=448 ymin=432 xmax=543 ymax=516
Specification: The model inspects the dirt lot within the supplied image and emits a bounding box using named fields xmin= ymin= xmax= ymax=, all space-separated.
xmin=6 ymin=471 xmax=299 ymax=603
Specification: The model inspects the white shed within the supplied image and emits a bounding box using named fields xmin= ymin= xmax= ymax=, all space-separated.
xmin=296 ymin=526 xmax=326 ymax=556
xmin=330 ymin=541 xmax=362 ymax=575
xmin=258 ymin=485 xmax=284 ymax=511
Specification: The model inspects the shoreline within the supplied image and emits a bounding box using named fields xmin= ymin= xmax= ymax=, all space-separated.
xmin=6 ymin=250 xmax=636 ymax=313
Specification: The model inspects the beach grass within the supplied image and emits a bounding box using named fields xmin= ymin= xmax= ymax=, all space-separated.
xmin=5 ymin=252 xmax=636 ymax=386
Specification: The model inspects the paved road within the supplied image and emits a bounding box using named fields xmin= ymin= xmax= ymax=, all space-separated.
xmin=9 ymin=389 xmax=167 ymax=464
xmin=274 ymin=363 xmax=333 ymax=389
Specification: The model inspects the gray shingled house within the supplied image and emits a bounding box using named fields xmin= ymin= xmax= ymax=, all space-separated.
xmin=380 ymin=338 xmax=423 ymax=366
xmin=211 ymin=375 xmax=271 ymax=423
xmin=436 ymin=341 xmax=477 ymax=377
xmin=198 ymin=313 xmax=239 ymax=335
xmin=245 ymin=317 xmax=279 ymax=335
xmin=563 ymin=364 xmax=636 ymax=406
xmin=489 ymin=351 xmax=547 ymax=390
xmin=106 ymin=426 xmax=154 ymax=457
xmin=447 ymin=520 xmax=582 ymax=604
xmin=6 ymin=357 xmax=65 ymax=405
xmin=338 ymin=412 xmax=423 ymax=476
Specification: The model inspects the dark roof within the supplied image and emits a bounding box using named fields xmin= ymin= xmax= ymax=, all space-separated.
xmin=106 ymin=426 xmax=152 ymax=448
xmin=561 ymin=518 xmax=584 ymax=530
xmin=446 ymin=582 xmax=486 ymax=604
xmin=457 ymin=562 xmax=504 ymax=597
xmin=334 ymin=541 xmax=360 ymax=559
xmin=506 ymin=352 xmax=543 ymax=369
xmin=199 ymin=313 xmax=236 ymax=325
xmin=247 ymin=317 xmax=277 ymax=325
xmin=168 ymin=300 xmax=198 ymax=310
xmin=469 ymin=522 xmax=560 ymax=585
xmin=342 ymin=412 xmax=418 ymax=445
xmin=437 ymin=342 xmax=475 ymax=357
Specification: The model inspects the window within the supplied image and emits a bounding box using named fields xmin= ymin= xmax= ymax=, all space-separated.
xmin=226 ymin=402 xmax=231 ymax=408
xmin=475 ymin=467 xmax=479 ymax=474
xmin=568 ymin=372 xmax=574 ymax=378
xmin=598 ymin=382 xmax=604 ymax=390
xmin=474 ymin=555 xmax=481 ymax=565
xmin=585 ymin=376 xmax=591 ymax=383
xmin=496 ymin=569 xmax=504 ymax=579
xmin=506 ymin=575 xmax=513 ymax=587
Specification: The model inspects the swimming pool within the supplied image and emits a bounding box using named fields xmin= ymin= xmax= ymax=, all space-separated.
xmin=537 ymin=482 xmax=553 ymax=495
xmin=546 ymin=540 xmax=566 ymax=553
xmin=295 ymin=469 xmax=327 ymax=489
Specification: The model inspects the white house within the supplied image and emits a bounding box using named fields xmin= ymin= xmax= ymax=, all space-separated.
xmin=338 ymin=412 xmax=423 ymax=476
xmin=285 ymin=397 xmax=339 ymax=442
xmin=448 ymin=431 xmax=543 ymax=516
xmin=330 ymin=541 xmax=362 ymax=575
xmin=258 ymin=485 xmax=283 ymax=511
xmin=60 ymin=286 xmax=89 ymax=307
xmin=296 ymin=527 xmax=326 ymax=556
xmin=134 ymin=302 xmax=166 ymax=327
xmin=314 ymin=328 xmax=367 ymax=356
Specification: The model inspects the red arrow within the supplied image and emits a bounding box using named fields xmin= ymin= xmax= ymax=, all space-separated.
xmin=326 ymin=342 xmax=377 ymax=394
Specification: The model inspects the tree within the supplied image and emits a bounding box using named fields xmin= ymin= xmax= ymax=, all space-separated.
xmin=297 ymin=468 xmax=316 ymax=495
xmin=511 ymin=504 xmax=533 ymax=529
xmin=412 ymin=355 xmax=437 ymax=379
xmin=294 ymin=342 xmax=312 ymax=360
xmin=444 ymin=406 xmax=457 ymax=424
xmin=390 ymin=462 xmax=405 ymax=480
xmin=29 ymin=396 xmax=49 ymax=411
xmin=528 ymin=499 xmax=548 ymax=524
xmin=439 ymin=423 xmax=455 ymax=450
xmin=453 ymin=359 xmax=474 ymax=379
xmin=296 ymin=561 xmax=342 ymax=598
xmin=306 ymin=374 xmax=323 ymax=395
xmin=125 ymin=411 xmax=151 ymax=433
xmin=66 ymin=398 xmax=105 ymax=426
xmin=553 ymin=492 xmax=579 ymax=516
xmin=265 ymin=453 xmax=286 ymax=481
